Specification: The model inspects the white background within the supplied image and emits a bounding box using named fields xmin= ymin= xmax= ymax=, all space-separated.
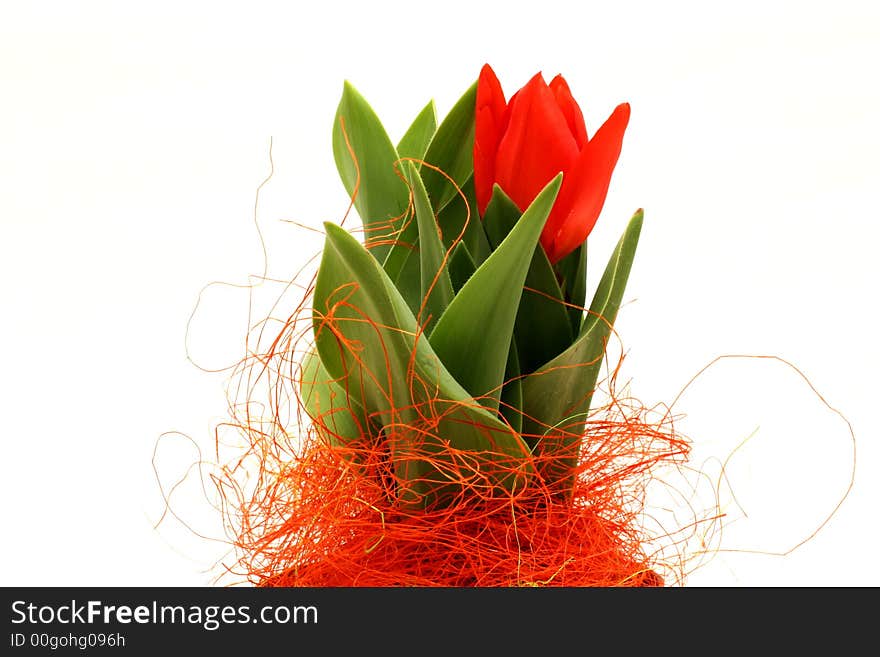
xmin=1 ymin=0 xmax=877 ymax=586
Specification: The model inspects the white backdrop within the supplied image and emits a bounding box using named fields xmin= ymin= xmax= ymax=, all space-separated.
xmin=2 ymin=0 xmax=877 ymax=586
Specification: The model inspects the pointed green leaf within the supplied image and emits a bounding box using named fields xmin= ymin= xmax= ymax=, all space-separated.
xmin=447 ymin=241 xmax=476 ymax=292
xmin=332 ymin=81 xmax=409 ymax=261
xmin=381 ymin=212 xmax=420 ymax=296
xmin=483 ymin=185 xmax=574 ymax=374
xmin=428 ymin=175 xmax=563 ymax=412
xmin=300 ymin=348 xmax=369 ymax=448
xmin=402 ymin=161 xmax=454 ymax=333
xmin=313 ymin=223 xmax=533 ymax=507
xmin=380 ymin=102 xmax=447 ymax=290
xmin=397 ymin=100 xmax=437 ymax=161
xmin=556 ymin=243 xmax=588 ymax=334
xmin=520 ymin=210 xmax=644 ymax=486
xmin=500 ymin=343 xmax=523 ymax=435
xmin=482 ymin=185 xmax=521 ymax=249
xmin=421 ymin=82 xmax=477 ymax=213
xmin=389 ymin=247 xmax=422 ymax=316
xmin=382 ymin=174 xmax=486 ymax=301
xmin=436 ymin=177 xmax=491 ymax=265
xmin=516 ymin=243 xmax=574 ymax=374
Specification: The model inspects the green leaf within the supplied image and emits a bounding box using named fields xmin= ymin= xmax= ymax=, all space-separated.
xmin=332 ymin=81 xmax=409 ymax=262
xmin=428 ymin=175 xmax=563 ymax=412
xmin=447 ymin=241 xmax=476 ymax=292
xmin=389 ymin=246 xmax=421 ymax=317
xmin=397 ymin=100 xmax=437 ymax=161
xmin=500 ymin=343 xmax=523 ymax=435
xmin=380 ymin=101 xmax=446 ymax=292
xmin=482 ymin=185 xmax=521 ymax=249
xmin=556 ymin=243 xmax=588 ymax=334
xmin=483 ymin=185 xmax=574 ymax=375
xmin=519 ymin=210 xmax=644 ymax=486
xmin=381 ymin=174 xmax=487 ymax=305
xmin=436 ymin=176 xmax=492 ymax=265
xmin=421 ymin=82 xmax=477 ymax=213
xmin=300 ymin=348 xmax=369 ymax=448
xmin=381 ymin=212 xmax=420 ymax=300
xmin=313 ymin=223 xmax=533 ymax=507
xmin=516 ymin=244 xmax=574 ymax=374
xmin=402 ymin=161 xmax=454 ymax=333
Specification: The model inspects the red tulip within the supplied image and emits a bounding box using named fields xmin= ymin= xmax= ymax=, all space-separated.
xmin=473 ymin=64 xmax=630 ymax=264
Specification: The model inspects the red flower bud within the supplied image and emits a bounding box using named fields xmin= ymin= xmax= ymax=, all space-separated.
xmin=474 ymin=64 xmax=630 ymax=264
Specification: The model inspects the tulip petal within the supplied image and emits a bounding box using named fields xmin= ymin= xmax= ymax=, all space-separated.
xmin=543 ymin=102 xmax=630 ymax=263
xmin=549 ymin=74 xmax=588 ymax=149
xmin=474 ymin=64 xmax=508 ymax=216
xmin=494 ymin=73 xmax=580 ymax=215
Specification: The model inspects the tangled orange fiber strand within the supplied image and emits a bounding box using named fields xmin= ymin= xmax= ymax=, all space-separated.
xmin=209 ymin=259 xmax=693 ymax=588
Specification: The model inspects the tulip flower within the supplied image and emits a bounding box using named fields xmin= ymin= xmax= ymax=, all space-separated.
xmin=473 ymin=64 xmax=630 ymax=263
